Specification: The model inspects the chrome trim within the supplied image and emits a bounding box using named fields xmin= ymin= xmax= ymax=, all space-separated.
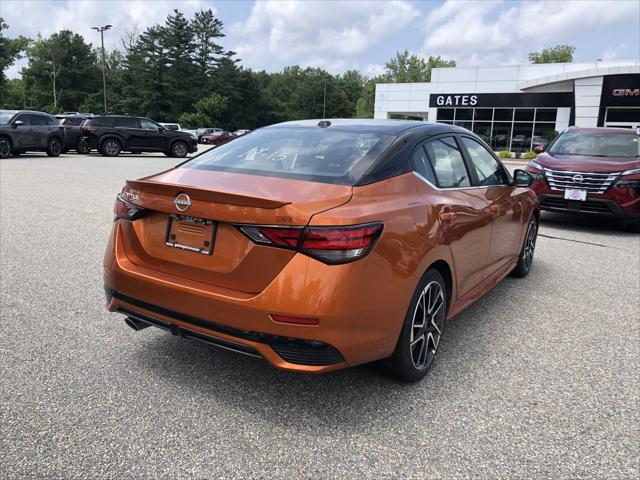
xmin=543 ymin=167 xmax=619 ymax=194
xmin=412 ymin=171 xmax=511 ymax=191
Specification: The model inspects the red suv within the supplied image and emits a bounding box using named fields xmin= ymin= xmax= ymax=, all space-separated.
xmin=526 ymin=127 xmax=640 ymax=230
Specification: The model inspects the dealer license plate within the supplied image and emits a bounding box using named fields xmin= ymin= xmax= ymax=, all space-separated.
xmin=563 ymin=188 xmax=587 ymax=201
xmin=165 ymin=214 xmax=216 ymax=255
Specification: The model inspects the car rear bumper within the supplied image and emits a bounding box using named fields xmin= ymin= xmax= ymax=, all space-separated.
xmin=103 ymin=221 xmax=412 ymax=372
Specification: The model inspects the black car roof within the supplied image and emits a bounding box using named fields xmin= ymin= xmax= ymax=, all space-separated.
xmin=268 ymin=119 xmax=468 ymax=136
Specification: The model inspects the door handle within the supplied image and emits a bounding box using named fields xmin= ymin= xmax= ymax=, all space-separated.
xmin=440 ymin=209 xmax=457 ymax=222
xmin=490 ymin=204 xmax=504 ymax=215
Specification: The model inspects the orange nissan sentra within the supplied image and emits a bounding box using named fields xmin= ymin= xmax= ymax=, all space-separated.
xmin=104 ymin=119 xmax=539 ymax=381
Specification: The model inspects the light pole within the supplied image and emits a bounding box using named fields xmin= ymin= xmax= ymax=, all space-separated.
xmin=92 ymin=24 xmax=112 ymax=114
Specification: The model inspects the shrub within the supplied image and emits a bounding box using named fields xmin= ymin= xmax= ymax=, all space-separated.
xmin=497 ymin=150 xmax=512 ymax=159
xmin=521 ymin=151 xmax=537 ymax=159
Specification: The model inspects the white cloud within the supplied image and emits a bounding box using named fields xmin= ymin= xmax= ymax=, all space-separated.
xmin=421 ymin=0 xmax=640 ymax=65
xmin=230 ymin=0 xmax=420 ymax=71
xmin=1 ymin=0 xmax=211 ymax=77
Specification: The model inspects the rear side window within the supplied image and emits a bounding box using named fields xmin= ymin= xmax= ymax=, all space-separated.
xmin=28 ymin=114 xmax=48 ymax=126
xmin=115 ymin=117 xmax=139 ymax=128
xmin=461 ymin=137 xmax=510 ymax=186
xmin=423 ymin=137 xmax=471 ymax=188
xmin=86 ymin=117 xmax=115 ymax=127
xmin=184 ymin=127 xmax=395 ymax=185
xmin=411 ymin=146 xmax=437 ymax=185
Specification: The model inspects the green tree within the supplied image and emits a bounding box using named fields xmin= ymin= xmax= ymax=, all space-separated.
xmin=528 ymin=45 xmax=575 ymax=64
xmin=22 ymin=31 xmax=100 ymax=112
xmin=384 ymin=50 xmax=456 ymax=83
xmin=0 ymin=18 xmax=30 ymax=102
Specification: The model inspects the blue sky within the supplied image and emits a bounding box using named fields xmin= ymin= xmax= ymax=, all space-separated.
xmin=2 ymin=0 xmax=639 ymax=78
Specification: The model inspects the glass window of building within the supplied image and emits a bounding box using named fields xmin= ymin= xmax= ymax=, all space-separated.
xmin=535 ymin=109 xmax=557 ymax=122
xmin=474 ymin=109 xmax=493 ymax=121
xmin=512 ymin=123 xmax=534 ymax=152
xmin=606 ymin=108 xmax=640 ymax=123
xmin=514 ymin=109 xmax=535 ymax=121
xmin=492 ymin=122 xmax=512 ymax=151
xmin=455 ymin=109 xmax=473 ymax=121
xmin=472 ymin=122 xmax=492 ymax=145
xmin=436 ymin=109 xmax=454 ymax=121
xmin=494 ymin=109 xmax=513 ymax=121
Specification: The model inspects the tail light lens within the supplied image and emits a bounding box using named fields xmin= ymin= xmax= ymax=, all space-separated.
xmin=113 ymin=194 xmax=146 ymax=221
xmin=83 ymin=126 xmax=97 ymax=132
xmin=237 ymin=222 xmax=383 ymax=265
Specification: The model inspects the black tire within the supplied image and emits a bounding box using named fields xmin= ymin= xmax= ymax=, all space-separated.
xmin=510 ymin=215 xmax=538 ymax=278
xmin=76 ymin=138 xmax=91 ymax=154
xmin=623 ymin=220 xmax=640 ymax=233
xmin=0 ymin=137 xmax=13 ymax=158
xmin=46 ymin=137 xmax=62 ymax=157
xmin=101 ymin=138 xmax=121 ymax=157
xmin=171 ymin=140 xmax=189 ymax=158
xmin=378 ymin=269 xmax=448 ymax=382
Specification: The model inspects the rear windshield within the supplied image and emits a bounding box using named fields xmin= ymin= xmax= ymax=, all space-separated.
xmin=61 ymin=117 xmax=85 ymax=126
xmin=549 ymin=131 xmax=639 ymax=158
xmin=183 ymin=126 xmax=395 ymax=184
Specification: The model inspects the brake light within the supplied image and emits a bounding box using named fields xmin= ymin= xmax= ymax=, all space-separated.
xmin=113 ymin=194 xmax=146 ymax=221
xmin=237 ymin=222 xmax=383 ymax=264
xmin=83 ymin=126 xmax=97 ymax=132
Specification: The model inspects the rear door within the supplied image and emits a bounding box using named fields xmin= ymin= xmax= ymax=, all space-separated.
xmin=112 ymin=117 xmax=139 ymax=149
xmin=459 ymin=135 xmax=523 ymax=276
xmin=28 ymin=114 xmax=54 ymax=148
xmin=412 ymin=135 xmax=494 ymax=300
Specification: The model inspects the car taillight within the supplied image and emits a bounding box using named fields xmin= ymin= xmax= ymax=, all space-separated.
xmin=83 ymin=126 xmax=97 ymax=132
xmin=237 ymin=222 xmax=383 ymax=265
xmin=113 ymin=194 xmax=146 ymax=221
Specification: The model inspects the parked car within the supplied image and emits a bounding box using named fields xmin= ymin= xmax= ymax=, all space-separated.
xmin=531 ymin=136 xmax=548 ymax=148
xmin=526 ymin=127 xmax=639 ymax=230
xmin=82 ymin=115 xmax=198 ymax=157
xmin=234 ymin=129 xmax=251 ymax=136
xmin=200 ymin=130 xmax=235 ymax=146
xmin=196 ymin=128 xmax=222 ymax=143
xmin=104 ymin=119 xmax=539 ymax=382
xmin=160 ymin=123 xmax=180 ymax=131
xmin=55 ymin=114 xmax=91 ymax=153
xmin=0 ymin=110 xmax=65 ymax=158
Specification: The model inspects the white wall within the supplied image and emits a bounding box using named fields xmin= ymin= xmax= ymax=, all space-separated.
xmin=574 ymin=76 xmax=603 ymax=127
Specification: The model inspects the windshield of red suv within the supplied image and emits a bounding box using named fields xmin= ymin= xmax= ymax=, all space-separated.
xmin=549 ymin=131 xmax=639 ymax=158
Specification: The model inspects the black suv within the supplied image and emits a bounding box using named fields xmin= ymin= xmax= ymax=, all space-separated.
xmin=82 ymin=116 xmax=198 ymax=157
xmin=0 ymin=110 xmax=66 ymax=158
xmin=55 ymin=114 xmax=92 ymax=153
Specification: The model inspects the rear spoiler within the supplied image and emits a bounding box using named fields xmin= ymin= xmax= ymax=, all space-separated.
xmin=125 ymin=179 xmax=291 ymax=209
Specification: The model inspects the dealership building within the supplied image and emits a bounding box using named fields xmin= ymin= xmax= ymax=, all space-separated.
xmin=374 ymin=60 xmax=639 ymax=151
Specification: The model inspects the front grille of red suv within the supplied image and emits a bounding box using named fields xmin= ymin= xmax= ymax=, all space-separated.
xmin=543 ymin=168 xmax=620 ymax=194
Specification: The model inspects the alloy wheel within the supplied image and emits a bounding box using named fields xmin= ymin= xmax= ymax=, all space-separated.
xmin=0 ymin=138 xmax=11 ymax=158
xmin=522 ymin=220 xmax=538 ymax=269
xmin=104 ymin=140 xmax=120 ymax=156
xmin=49 ymin=139 xmax=61 ymax=156
xmin=173 ymin=142 xmax=187 ymax=157
xmin=410 ymin=280 xmax=445 ymax=370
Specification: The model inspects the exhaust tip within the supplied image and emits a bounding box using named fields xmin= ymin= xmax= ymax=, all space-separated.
xmin=125 ymin=317 xmax=150 ymax=331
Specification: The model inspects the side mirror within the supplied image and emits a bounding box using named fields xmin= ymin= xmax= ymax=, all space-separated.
xmin=533 ymin=144 xmax=545 ymax=154
xmin=514 ymin=169 xmax=533 ymax=188
xmin=12 ymin=120 xmax=24 ymax=128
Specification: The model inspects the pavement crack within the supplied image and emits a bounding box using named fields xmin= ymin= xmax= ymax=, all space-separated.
xmin=538 ymin=233 xmax=617 ymax=249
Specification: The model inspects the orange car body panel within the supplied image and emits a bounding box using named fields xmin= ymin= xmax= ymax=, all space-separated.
xmin=104 ymin=122 xmax=538 ymax=373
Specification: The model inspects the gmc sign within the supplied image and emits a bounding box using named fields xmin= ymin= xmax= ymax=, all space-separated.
xmin=612 ymin=88 xmax=640 ymax=96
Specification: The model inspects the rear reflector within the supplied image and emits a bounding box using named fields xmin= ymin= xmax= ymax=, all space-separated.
xmin=113 ymin=194 xmax=147 ymax=221
xmin=271 ymin=314 xmax=319 ymax=326
xmin=237 ymin=222 xmax=383 ymax=265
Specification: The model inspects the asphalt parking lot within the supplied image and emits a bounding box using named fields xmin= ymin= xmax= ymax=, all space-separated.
xmin=1 ymin=152 xmax=639 ymax=479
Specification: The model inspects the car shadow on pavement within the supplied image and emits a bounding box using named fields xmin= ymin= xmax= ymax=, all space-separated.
xmin=130 ymin=279 xmax=522 ymax=430
xmin=540 ymin=211 xmax=629 ymax=235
